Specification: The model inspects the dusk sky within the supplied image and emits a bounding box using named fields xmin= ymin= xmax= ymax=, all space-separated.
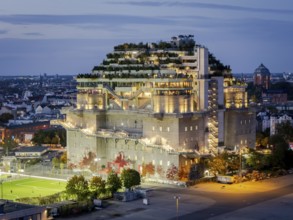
xmin=0 ymin=0 xmax=293 ymax=75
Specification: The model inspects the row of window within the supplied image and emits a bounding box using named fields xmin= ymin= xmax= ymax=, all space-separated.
xmin=240 ymin=119 xmax=251 ymax=125
xmin=114 ymin=154 xmax=193 ymax=166
xmin=152 ymin=125 xmax=198 ymax=132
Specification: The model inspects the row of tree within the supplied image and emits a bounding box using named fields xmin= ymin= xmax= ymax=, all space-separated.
xmin=208 ymin=121 xmax=293 ymax=176
xmin=66 ymin=169 xmax=140 ymax=201
xmin=32 ymin=129 xmax=66 ymax=147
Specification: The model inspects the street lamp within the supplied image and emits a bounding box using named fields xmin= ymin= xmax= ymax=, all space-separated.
xmin=94 ymin=158 xmax=101 ymax=172
xmin=0 ymin=180 xmax=3 ymax=199
xmin=174 ymin=195 xmax=180 ymax=220
xmin=239 ymin=146 xmax=242 ymax=178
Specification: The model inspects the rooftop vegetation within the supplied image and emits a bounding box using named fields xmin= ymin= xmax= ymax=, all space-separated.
xmin=77 ymin=72 xmax=192 ymax=80
xmin=208 ymin=53 xmax=232 ymax=76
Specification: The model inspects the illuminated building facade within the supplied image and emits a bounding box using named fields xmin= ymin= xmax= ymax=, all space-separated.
xmin=56 ymin=36 xmax=255 ymax=175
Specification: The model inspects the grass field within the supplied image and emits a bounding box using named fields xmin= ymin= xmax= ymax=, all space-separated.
xmin=0 ymin=177 xmax=66 ymax=201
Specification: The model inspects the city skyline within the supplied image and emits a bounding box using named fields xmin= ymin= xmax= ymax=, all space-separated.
xmin=0 ymin=0 xmax=293 ymax=75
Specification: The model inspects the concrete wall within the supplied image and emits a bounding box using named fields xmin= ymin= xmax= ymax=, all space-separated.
xmin=224 ymin=109 xmax=256 ymax=149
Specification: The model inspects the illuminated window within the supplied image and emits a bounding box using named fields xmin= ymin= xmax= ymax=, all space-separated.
xmin=241 ymin=140 xmax=243 ymax=144
xmin=195 ymin=125 xmax=198 ymax=130
xmin=185 ymin=161 xmax=188 ymax=166
xmin=167 ymin=161 xmax=170 ymax=166
xmin=135 ymin=155 xmax=137 ymax=160
xmin=167 ymin=127 xmax=170 ymax=132
xmin=152 ymin=126 xmax=155 ymax=131
xmin=190 ymin=126 xmax=193 ymax=131
xmin=185 ymin=127 xmax=187 ymax=131
xmin=160 ymin=160 xmax=162 ymax=165
xmin=152 ymin=160 xmax=155 ymax=165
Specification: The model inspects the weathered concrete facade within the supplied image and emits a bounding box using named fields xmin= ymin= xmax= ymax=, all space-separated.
xmin=224 ymin=108 xmax=256 ymax=149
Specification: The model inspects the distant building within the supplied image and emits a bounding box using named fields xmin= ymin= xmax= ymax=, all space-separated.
xmin=262 ymin=90 xmax=287 ymax=105
xmin=0 ymin=121 xmax=50 ymax=143
xmin=256 ymin=111 xmax=271 ymax=132
xmin=253 ymin=63 xmax=271 ymax=90
xmin=270 ymin=113 xmax=293 ymax=135
xmin=15 ymin=146 xmax=49 ymax=159
xmin=0 ymin=200 xmax=47 ymax=220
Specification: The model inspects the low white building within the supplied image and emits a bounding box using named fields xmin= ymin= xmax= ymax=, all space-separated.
xmin=270 ymin=114 xmax=293 ymax=135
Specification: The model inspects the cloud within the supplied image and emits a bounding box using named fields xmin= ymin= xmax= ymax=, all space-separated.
xmin=24 ymin=32 xmax=43 ymax=36
xmin=0 ymin=30 xmax=8 ymax=34
xmin=109 ymin=1 xmax=293 ymax=15
xmin=0 ymin=14 xmax=173 ymax=26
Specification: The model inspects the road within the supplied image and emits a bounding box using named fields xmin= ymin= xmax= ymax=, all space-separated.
xmin=56 ymin=174 xmax=293 ymax=220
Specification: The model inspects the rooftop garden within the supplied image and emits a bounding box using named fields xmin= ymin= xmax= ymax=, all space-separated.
xmin=208 ymin=53 xmax=232 ymax=76
xmin=77 ymin=72 xmax=192 ymax=80
xmin=92 ymin=65 xmax=160 ymax=72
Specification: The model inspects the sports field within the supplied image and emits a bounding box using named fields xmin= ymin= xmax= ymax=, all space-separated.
xmin=0 ymin=176 xmax=66 ymax=200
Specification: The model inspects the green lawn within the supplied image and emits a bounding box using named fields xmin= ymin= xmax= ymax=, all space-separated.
xmin=0 ymin=177 xmax=66 ymax=200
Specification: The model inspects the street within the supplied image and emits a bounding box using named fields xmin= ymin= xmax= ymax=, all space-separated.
xmin=56 ymin=174 xmax=293 ymax=220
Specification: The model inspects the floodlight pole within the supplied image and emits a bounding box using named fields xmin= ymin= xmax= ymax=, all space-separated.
xmin=174 ymin=195 xmax=180 ymax=220
xmin=1 ymin=180 xmax=3 ymax=199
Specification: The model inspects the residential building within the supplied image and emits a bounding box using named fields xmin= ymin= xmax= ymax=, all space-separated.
xmin=270 ymin=113 xmax=293 ymax=135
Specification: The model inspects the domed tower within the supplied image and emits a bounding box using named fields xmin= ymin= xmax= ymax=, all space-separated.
xmin=253 ymin=63 xmax=271 ymax=90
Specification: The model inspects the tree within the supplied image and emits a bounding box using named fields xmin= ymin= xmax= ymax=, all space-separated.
xmin=269 ymin=134 xmax=289 ymax=168
xmin=223 ymin=153 xmax=240 ymax=174
xmin=66 ymin=175 xmax=89 ymax=201
xmin=52 ymin=157 xmax=60 ymax=169
xmin=31 ymin=129 xmax=66 ymax=147
xmin=106 ymin=171 xmax=121 ymax=195
xmin=178 ymin=165 xmax=189 ymax=180
xmin=51 ymin=136 xmax=60 ymax=146
xmin=207 ymin=154 xmax=228 ymax=176
xmin=276 ymin=121 xmax=293 ymax=142
xmin=246 ymin=149 xmax=272 ymax=170
xmin=90 ymin=176 xmax=106 ymax=198
xmin=142 ymin=162 xmax=155 ymax=176
xmin=121 ymin=169 xmax=141 ymax=190
xmin=0 ymin=113 xmax=14 ymax=123
xmin=156 ymin=165 xmax=164 ymax=177
xmin=166 ymin=164 xmax=179 ymax=180
xmin=60 ymin=152 xmax=67 ymax=164
xmin=0 ymin=137 xmax=17 ymax=156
